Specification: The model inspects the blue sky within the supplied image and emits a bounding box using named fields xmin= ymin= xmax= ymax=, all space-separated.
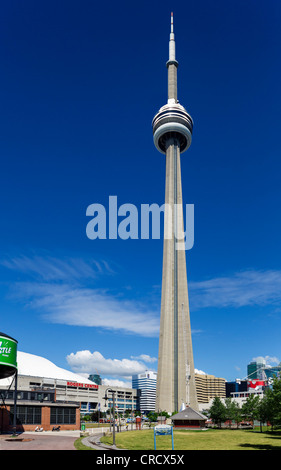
xmin=1 ymin=0 xmax=281 ymax=385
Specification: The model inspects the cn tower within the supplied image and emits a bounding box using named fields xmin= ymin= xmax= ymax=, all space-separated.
xmin=152 ymin=13 xmax=198 ymax=413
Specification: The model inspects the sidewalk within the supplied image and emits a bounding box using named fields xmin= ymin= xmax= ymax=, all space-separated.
xmin=0 ymin=431 xmax=78 ymax=450
xmin=81 ymin=424 xmax=144 ymax=450
xmin=81 ymin=432 xmax=121 ymax=450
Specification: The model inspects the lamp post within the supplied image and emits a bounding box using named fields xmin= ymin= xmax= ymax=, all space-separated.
xmin=12 ymin=370 xmax=18 ymax=436
xmin=103 ymin=388 xmax=116 ymax=446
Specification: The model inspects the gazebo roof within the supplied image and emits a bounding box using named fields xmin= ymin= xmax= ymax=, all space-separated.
xmin=172 ymin=406 xmax=207 ymax=421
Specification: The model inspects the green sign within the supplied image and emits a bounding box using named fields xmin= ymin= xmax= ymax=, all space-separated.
xmin=0 ymin=335 xmax=18 ymax=369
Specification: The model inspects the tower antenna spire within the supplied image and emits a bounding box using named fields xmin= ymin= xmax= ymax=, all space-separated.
xmin=167 ymin=12 xmax=178 ymax=101
xmin=168 ymin=11 xmax=176 ymax=64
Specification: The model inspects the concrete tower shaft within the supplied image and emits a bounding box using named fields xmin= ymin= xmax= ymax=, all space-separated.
xmin=152 ymin=14 xmax=198 ymax=413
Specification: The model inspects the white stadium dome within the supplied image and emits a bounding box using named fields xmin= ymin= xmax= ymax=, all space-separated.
xmin=0 ymin=350 xmax=93 ymax=385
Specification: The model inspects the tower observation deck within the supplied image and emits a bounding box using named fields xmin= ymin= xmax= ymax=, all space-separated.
xmin=152 ymin=13 xmax=198 ymax=413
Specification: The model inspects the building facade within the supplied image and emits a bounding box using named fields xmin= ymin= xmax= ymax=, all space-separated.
xmin=0 ymin=390 xmax=80 ymax=433
xmin=132 ymin=371 xmax=157 ymax=413
xmin=131 ymin=370 xmax=227 ymax=412
xmin=195 ymin=374 xmax=226 ymax=404
xmin=225 ymin=380 xmax=248 ymax=398
xmin=0 ymin=351 xmax=138 ymax=433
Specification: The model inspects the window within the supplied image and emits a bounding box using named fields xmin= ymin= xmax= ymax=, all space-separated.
xmin=10 ymin=406 xmax=42 ymax=425
xmin=50 ymin=407 xmax=76 ymax=425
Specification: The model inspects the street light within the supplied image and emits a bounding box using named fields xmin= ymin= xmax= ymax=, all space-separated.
xmin=103 ymin=388 xmax=116 ymax=446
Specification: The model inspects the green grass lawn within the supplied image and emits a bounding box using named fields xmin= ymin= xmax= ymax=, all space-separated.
xmin=84 ymin=422 xmax=110 ymax=428
xmin=100 ymin=428 xmax=281 ymax=450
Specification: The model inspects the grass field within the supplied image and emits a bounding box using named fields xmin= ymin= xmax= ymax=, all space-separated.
xmin=100 ymin=428 xmax=281 ymax=450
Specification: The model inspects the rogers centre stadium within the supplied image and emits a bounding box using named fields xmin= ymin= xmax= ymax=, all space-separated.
xmin=0 ymin=350 xmax=138 ymax=433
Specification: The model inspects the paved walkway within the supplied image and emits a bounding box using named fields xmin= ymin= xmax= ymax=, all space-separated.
xmin=81 ymin=432 xmax=122 ymax=450
xmin=0 ymin=426 xmax=138 ymax=450
xmin=0 ymin=431 xmax=80 ymax=450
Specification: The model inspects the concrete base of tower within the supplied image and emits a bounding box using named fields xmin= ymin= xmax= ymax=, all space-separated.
xmin=155 ymin=140 xmax=198 ymax=414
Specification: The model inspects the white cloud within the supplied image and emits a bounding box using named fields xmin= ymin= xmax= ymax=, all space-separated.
xmin=189 ymin=269 xmax=281 ymax=309
xmin=6 ymin=254 xmax=281 ymax=340
xmin=66 ymin=350 xmax=148 ymax=377
xmin=11 ymin=281 xmax=159 ymax=337
xmin=3 ymin=253 xmax=159 ymax=337
xmin=130 ymin=354 xmax=157 ymax=363
xmin=102 ymin=378 xmax=132 ymax=388
xmin=0 ymin=254 xmax=105 ymax=281
xmin=66 ymin=350 xmax=207 ymax=380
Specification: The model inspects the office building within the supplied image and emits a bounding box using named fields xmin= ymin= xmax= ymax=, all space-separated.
xmin=195 ymin=373 xmax=226 ymax=404
xmin=132 ymin=371 xmax=157 ymax=413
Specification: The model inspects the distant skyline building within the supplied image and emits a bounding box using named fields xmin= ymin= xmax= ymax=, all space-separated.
xmin=247 ymin=359 xmax=281 ymax=381
xmin=152 ymin=13 xmax=198 ymax=413
xmin=132 ymin=371 xmax=157 ymax=413
xmin=88 ymin=373 xmax=102 ymax=385
xmin=247 ymin=358 xmax=267 ymax=380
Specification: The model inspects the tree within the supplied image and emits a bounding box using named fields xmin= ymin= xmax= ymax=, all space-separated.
xmin=232 ymin=401 xmax=243 ymax=428
xmin=82 ymin=414 xmax=91 ymax=421
xmin=208 ymin=397 xmax=226 ymax=428
xmin=124 ymin=409 xmax=132 ymax=418
xmin=147 ymin=410 xmax=169 ymax=423
xmin=263 ymin=376 xmax=281 ymax=430
xmin=271 ymin=375 xmax=281 ymax=428
xmin=257 ymin=396 xmax=271 ymax=432
xmin=224 ymin=397 xmax=234 ymax=428
xmin=241 ymin=394 xmax=260 ymax=427
xmin=254 ymin=375 xmax=281 ymax=432
xmin=224 ymin=397 xmax=242 ymax=428
xmin=147 ymin=411 xmax=158 ymax=423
